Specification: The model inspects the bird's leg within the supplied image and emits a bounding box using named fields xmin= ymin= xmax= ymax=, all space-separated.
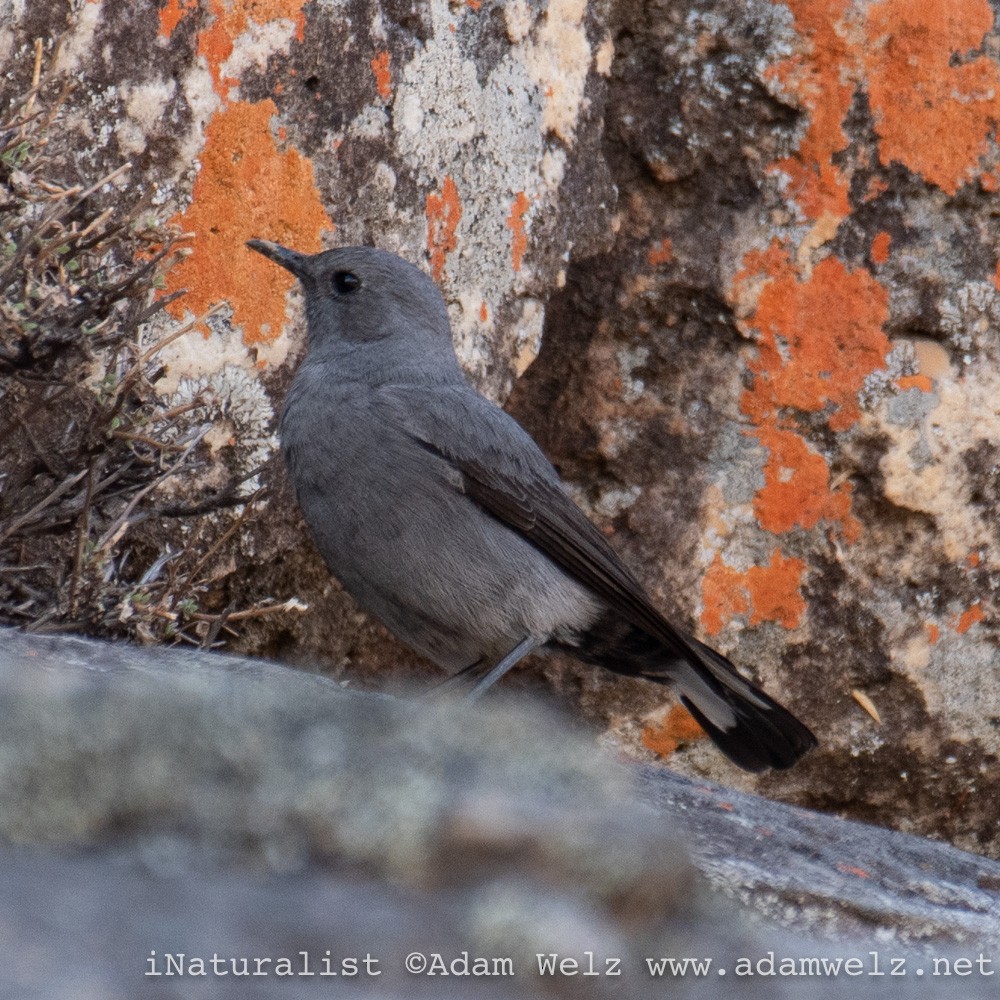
xmin=424 ymin=657 xmax=486 ymax=696
xmin=465 ymin=635 xmax=542 ymax=702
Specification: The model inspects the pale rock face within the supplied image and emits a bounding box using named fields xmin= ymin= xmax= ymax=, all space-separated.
xmin=4 ymin=0 xmax=1000 ymax=859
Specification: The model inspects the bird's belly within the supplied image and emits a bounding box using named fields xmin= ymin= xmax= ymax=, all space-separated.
xmin=296 ymin=469 xmax=599 ymax=670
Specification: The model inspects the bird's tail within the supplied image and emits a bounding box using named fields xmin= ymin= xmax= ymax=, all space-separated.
xmin=573 ymin=618 xmax=816 ymax=771
xmin=643 ymin=637 xmax=817 ymax=772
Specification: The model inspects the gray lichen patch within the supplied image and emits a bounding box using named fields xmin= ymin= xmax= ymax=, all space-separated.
xmin=167 ymin=365 xmax=277 ymax=496
xmin=369 ymin=0 xmax=609 ymax=393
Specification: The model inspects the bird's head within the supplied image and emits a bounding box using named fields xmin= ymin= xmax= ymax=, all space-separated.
xmin=248 ymin=240 xmax=461 ymax=382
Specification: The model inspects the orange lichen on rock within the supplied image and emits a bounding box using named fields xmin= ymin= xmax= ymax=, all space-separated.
xmin=161 ymin=1 xmax=309 ymax=95
xmin=159 ymin=0 xmax=198 ymax=38
xmin=370 ymin=51 xmax=392 ymax=101
xmin=506 ymin=192 xmax=530 ymax=273
xmin=701 ymin=554 xmax=750 ymax=637
xmin=896 ymin=374 xmax=933 ymax=393
xmin=926 ymin=623 xmax=941 ymax=645
xmin=642 ymin=704 xmax=708 ymax=758
xmin=733 ymin=247 xmax=887 ymax=544
xmin=765 ymin=0 xmax=1000 ymax=214
xmin=647 ymin=237 xmax=673 ymax=267
xmin=864 ymin=0 xmax=1000 ymax=196
xmin=864 ymin=176 xmax=889 ymax=202
xmin=164 ymin=99 xmax=331 ymax=344
xmin=836 ymin=863 xmax=872 ymax=880
xmin=753 ymin=425 xmax=858 ymax=539
xmin=954 ymin=602 xmax=986 ymax=635
xmin=700 ymin=549 xmax=808 ymax=634
xmin=871 ymin=231 xmax=891 ymax=265
xmin=745 ymin=550 xmax=808 ymax=629
xmin=426 ymin=176 xmax=462 ymax=283
xmin=730 ymin=239 xmax=790 ymax=317
xmin=197 ymin=8 xmax=238 ymax=95
xmin=765 ymin=0 xmax=856 ymax=221
xmin=742 ymin=251 xmax=891 ymax=431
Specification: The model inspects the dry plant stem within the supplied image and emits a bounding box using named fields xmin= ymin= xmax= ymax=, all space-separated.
xmin=185 ymin=486 xmax=266 ymax=583
xmin=20 ymin=465 xmax=135 ymax=538
xmin=68 ymin=461 xmax=96 ymax=618
xmin=111 ymin=430 xmax=195 ymax=452
xmin=145 ymin=466 xmax=266 ymax=520
xmin=0 ymin=187 xmax=81 ymax=287
xmin=25 ymin=38 xmax=43 ymax=114
xmin=138 ymin=302 xmax=222 ymax=367
xmin=0 ymin=469 xmax=88 ymax=544
xmin=152 ymin=599 xmax=308 ymax=625
xmin=11 ymin=411 xmax=63 ymax=478
xmin=133 ymin=288 xmax=185 ymax=325
xmin=94 ymin=429 xmax=209 ymax=555
xmin=200 ymin=602 xmax=236 ymax=648
xmin=154 ymin=398 xmax=207 ymax=423
xmin=0 ymin=163 xmax=132 ymax=291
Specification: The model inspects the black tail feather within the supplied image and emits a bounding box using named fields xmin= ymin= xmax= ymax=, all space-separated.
xmin=670 ymin=637 xmax=818 ymax=772
xmin=679 ymin=689 xmax=816 ymax=772
xmin=571 ymin=616 xmax=817 ymax=772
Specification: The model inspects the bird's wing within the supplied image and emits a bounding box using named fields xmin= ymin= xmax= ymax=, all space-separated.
xmin=376 ymin=384 xmax=697 ymax=660
xmin=378 ymin=384 xmax=818 ymax=772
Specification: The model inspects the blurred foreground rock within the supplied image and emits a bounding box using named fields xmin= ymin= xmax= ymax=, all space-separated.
xmin=0 ymin=628 xmax=997 ymax=999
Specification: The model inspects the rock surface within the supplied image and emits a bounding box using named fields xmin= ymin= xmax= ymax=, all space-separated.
xmin=2 ymin=1 xmax=1000 ymax=858
xmin=504 ymin=0 xmax=1000 ymax=858
xmin=1 ymin=628 xmax=998 ymax=998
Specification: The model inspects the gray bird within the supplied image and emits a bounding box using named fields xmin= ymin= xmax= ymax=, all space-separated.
xmin=248 ymin=239 xmax=817 ymax=772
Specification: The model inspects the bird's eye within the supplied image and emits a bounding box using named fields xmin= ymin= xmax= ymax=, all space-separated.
xmin=332 ymin=270 xmax=361 ymax=295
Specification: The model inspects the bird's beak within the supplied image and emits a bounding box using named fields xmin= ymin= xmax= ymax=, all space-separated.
xmin=246 ymin=239 xmax=310 ymax=278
